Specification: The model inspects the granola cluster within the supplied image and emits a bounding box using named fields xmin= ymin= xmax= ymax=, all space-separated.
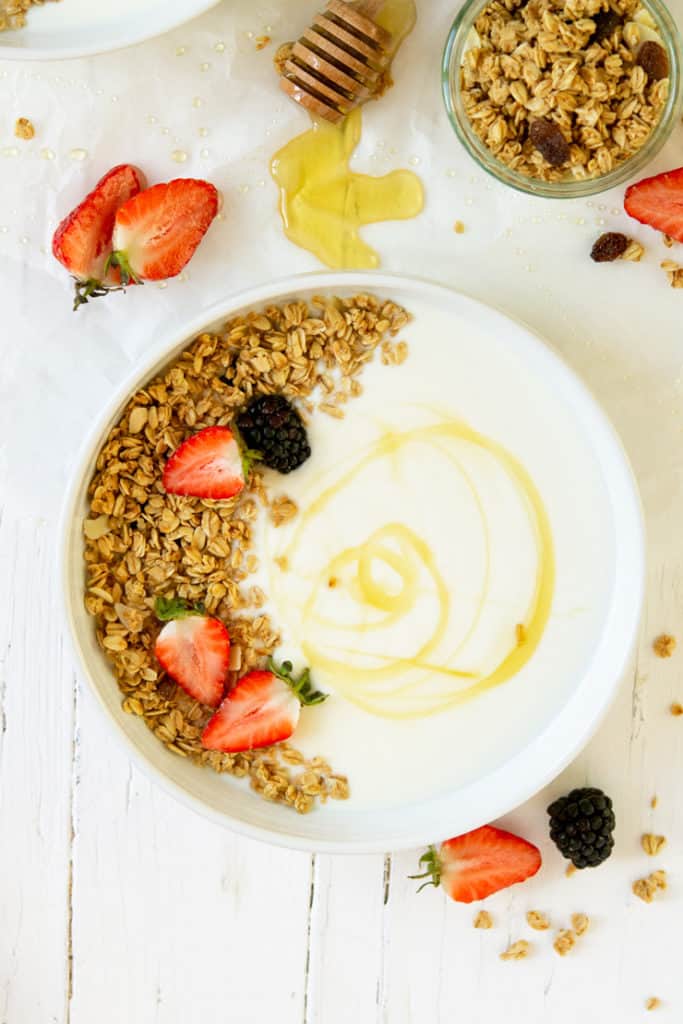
xmin=83 ymin=294 xmax=410 ymax=813
xmin=460 ymin=0 xmax=669 ymax=182
xmin=0 ymin=0 xmax=60 ymax=32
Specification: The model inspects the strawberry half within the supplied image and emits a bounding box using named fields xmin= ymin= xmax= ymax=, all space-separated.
xmin=163 ymin=425 xmax=256 ymax=501
xmin=110 ymin=178 xmax=219 ymax=283
xmin=52 ymin=163 xmax=147 ymax=310
xmin=412 ymin=825 xmax=542 ymax=903
xmin=201 ymin=659 xmax=327 ymax=753
xmin=153 ymin=597 xmax=230 ymax=707
xmin=624 ymin=166 xmax=683 ymax=243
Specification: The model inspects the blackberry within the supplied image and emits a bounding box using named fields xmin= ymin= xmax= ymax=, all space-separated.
xmin=547 ymin=787 xmax=615 ymax=868
xmin=236 ymin=394 xmax=311 ymax=474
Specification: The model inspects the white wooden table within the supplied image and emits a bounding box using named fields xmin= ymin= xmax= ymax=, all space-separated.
xmin=2 ymin=1 xmax=683 ymax=1021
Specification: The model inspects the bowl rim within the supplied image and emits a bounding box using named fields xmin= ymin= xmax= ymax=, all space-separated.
xmin=59 ymin=270 xmax=646 ymax=853
xmin=0 ymin=0 xmax=219 ymax=61
xmin=441 ymin=0 xmax=683 ymax=199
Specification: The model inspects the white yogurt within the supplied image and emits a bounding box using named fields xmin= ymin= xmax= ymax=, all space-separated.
xmin=250 ymin=300 xmax=616 ymax=810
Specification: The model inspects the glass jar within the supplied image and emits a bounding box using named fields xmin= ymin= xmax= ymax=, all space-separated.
xmin=441 ymin=0 xmax=682 ymax=198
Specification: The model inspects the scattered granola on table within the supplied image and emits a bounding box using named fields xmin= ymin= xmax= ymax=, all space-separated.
xmin=653 ymin=633 xmax=677 ymax=657
xmin=641 ymin=833 xmax=666 ymax=856
xmin=669 ymin=702 xmax=683 ymax=716
xmin=14 ymin=117 xmax=35 ymax=140
xmin=460 ymin=0 xmax=670 ymax=182
xmin=553 ymin=928 xmax=576 ymax=956
xmin=661 ymin=260 xmax=683 ymax=288
xmin=645 ymin=997 xmax=661 ymax=1011
xmin=500 ymin=939 xmax=531 ymax=960
xmin=83 ymin=294 xmax=411 ymax=813
xmin=526 ymin=910 xmax=551 ymax=930
xmin=474 ymin=910 xmax=494 ymax=929
xmin=571 ymin=912 xmax=590 ymax=936
xmin=632 ymin=869 xmax=667 ymax=902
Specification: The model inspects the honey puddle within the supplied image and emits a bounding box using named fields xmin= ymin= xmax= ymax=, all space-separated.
xmin=275 ymin=412 xmax=555 ymax=720
xmin=270 ymin=0 xmax=424 ymax=269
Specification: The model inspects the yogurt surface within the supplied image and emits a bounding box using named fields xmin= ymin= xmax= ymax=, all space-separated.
xmin=252 ymin=298 xmax=616 ymax=809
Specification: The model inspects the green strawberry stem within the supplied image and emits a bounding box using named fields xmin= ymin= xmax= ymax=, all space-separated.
xmin=267 ymin=657 xmax=327 ymax=707
xmin=105 ymin=249 xmax=142 ymax=287
xmin=409 ymin=846 xmax=442 ymax=893
xmin=72 ymin=277 xmax=122 ymax=312
xmin=231 ymin=422 xmax=262 ymax=479
xmin=155 ymin=596 xmax=207 ymax=621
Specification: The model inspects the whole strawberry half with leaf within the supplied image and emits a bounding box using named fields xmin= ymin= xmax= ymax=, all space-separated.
xmin=154 ymin=597 xmax=231 ymax=708
xmin=202 ymin=658 xmax=327 ymax=753
xmin=52 ymin=167 xmax=218 ymax=310
xmin=411 ymin=825 xmax=542 ymax=903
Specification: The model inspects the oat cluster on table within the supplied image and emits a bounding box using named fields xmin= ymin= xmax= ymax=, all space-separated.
xmin=653 ymin=632 xmax=677 ymax=657
xmin=632 ymin=869 xmax=667 ymax=902
xmin=0 ymin=0 xmax=59 ymax=31
xmin=83 ymin=294 xmax=410 ymax=813
xmin=460 ymin=0 xmax=670 ymax=182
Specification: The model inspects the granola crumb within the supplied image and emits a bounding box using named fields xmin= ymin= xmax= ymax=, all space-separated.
xmin=473 ymin=910 xmax=493 ymax=929
xmin=661 ymin=261 xmax=683 ymax=289
xmin=500 ymin=939 xmax=530 ymax=961
xmin=663 ymin=234 xmax=674 ymax=248
xmin=653 ymin=633 xmax=676 ymax=658
xmin=565 ymin=863 xmax=577 ymax=878
xmin=633 ymin=870 xmax=667 ymax=903
xmin=14 ymin=117 xmax=35 ymax=140
xmin=269 ymin=495 xmax=298 ymax=527
xmin=571 ymin=913 xmax=590 ymax=937
xmin=526 ymin=910 xmax=550 ymax=931
xmin=274 ymin=554 xmax=289 ymax=572
xmin=621 ymin=240 xmax=645 ymax=263
xmin=453 ymin=220 xmax=466 ymax=234
xmin=650 ymin=795 xmax=658 ymax=809
xmin=646 ymin=997 xmax=661 ymax=1011
xmin=255 ymin=34 xmax=271 ymax=51
xmin=670 ymin=702 xmax=683 ymax=717
xmin=641 ymin=833 xmax=667 ymax=857
xmin=273 ymin=41 xmax=293 ymax=76
xmin=553 ymin=929 xmax=576 ymax=956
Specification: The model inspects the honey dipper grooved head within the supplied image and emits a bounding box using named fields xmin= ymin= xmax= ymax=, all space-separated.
xmin=279 ymin=0 xmax=393 ymax=123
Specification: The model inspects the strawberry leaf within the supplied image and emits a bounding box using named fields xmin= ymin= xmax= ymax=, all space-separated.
xmin=267 ymin=657 xmax=327 ymax=707
xmin=409 ymin=846 xmax=442 ymax=893
xmin=155 ymin=596 xmax=207 ymax=622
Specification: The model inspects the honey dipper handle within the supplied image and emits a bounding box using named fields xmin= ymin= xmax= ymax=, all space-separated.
xmin=355 ymin=0 xmax=385 ymax=17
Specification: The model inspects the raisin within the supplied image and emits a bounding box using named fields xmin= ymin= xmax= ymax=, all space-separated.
xmin=637 ymin=40 xmax=669 ymax=81
xmin=590 ymin=232 xmax=629 ymax=262
xmin=590 ymin=10 xmax=622 ymax=44
xmin=529 ymin=118 xmax=570 ymax=167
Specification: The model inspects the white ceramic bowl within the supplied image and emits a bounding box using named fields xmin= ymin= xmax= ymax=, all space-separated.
xmin=0 ymin=0 xmax=219 ymax=61
xmin=61 ymin=272 xmax=645 ymax=852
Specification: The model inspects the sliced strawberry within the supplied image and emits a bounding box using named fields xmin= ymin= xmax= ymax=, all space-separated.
xmin=201 ymin=659 xmax=327 ymax=753
xmin=52 ymin=163 xmax=146 ymax=309
xmin=624 ymin=166 xmax=683 ymax=243
xmin=162 ymin=426 xmax=249 ymax=500
xmin=153 ymin=597 xmax=230 ymax=707
xmin=412 ymin=825 xmax=542 ymax=903
xmin=110 ymin=178 xmax=218 ymax=282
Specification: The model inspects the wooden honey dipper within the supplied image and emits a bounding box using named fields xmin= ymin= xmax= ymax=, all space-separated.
xmin=279 ymin=0 xmax=393 ymax=124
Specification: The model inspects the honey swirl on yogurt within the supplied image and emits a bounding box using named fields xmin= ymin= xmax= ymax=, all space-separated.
xmin=273 ymin=413 xmax=555 ymax=719
xmin=270 ymin=0 xmax=424 ymax=269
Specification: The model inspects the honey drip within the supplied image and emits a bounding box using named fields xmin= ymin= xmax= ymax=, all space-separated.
xmin=275 ymin=413 xmax=555 ymax=720
xmin=270 ymin=0 xmax=424 ymax=269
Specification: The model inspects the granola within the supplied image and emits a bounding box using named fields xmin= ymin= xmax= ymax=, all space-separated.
xmin=83 ymin=294 xmax=410 ymax=813
xmin=0 ymin=0 xmax=60 ymax=32
xmin=460 ymin=0 xmax=670 ymax=182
